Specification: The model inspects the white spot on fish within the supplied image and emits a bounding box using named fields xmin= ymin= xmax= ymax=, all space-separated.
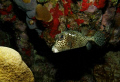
xmin=69 ymin=33 xmax=75 ymax=36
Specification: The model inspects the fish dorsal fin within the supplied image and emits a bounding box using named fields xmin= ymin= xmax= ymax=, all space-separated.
xmin=87 ymin=36 xmax=94 ymax=41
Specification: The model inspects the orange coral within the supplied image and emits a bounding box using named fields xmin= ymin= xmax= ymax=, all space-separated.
xmin=22 ymin=0 xmax=31 ymax=3
xmin=49 ymin=18 xmax=61 ymax=38
xmin=94 ymin=0 xmax=106 ymax=9
xmin=0 ymin=5 xmax=12 ymax=15
xmin=49 ymin=3 xmax=64 ymax=38
xmin=75 ymin=19 xmax=84 ymax=25
xmin=116 ymin=7 xmax=120 ymax=13
xmin=50 ymin=3 xmax=63 ymax=19
xmin=67 ymin=24 xmax=71 ymax=28
xmin=22 ymin=48 xmax=31 ymax=56
xmin=80 ymin=0 xmax=92 ymax=11
xmin=0 ymin=4 xmax=16 ymax=22
xmin=35 ymin=4 xmax=52 ymax=22
xmin=63 ymin=0 xmax=73 ymax=16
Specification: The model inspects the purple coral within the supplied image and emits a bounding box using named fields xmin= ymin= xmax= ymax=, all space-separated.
xmin=26 ymin=9 xmax=36 ymax=18
xmin=19 ymin=32 xmax=29 ymax=40
xmin=100 ymin=7 xmax=116 ymax=31
xmin=15 ymin=20 xmax=26 ymax=31
xmin=0 ymin=4 xmax=3 ymax=9
xmin=13 ymin=0 xmax=37 ymax=11
xmin=85 ymin=5 xmax=97 ymax=13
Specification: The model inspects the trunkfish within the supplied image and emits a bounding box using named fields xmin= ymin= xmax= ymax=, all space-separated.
xmin=52 ymin=30 xmax=105 ymax=53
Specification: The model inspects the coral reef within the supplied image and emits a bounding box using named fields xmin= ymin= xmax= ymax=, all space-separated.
xmin=93 ymin=51 xmax=120 ymax=82
xmin=0 ymin=0 xmax=16 ymax=23
xmin=14 ymin=19 xmax=34 ymax=67
xmin=94 ymin=0 xmax=106 ymax=9
xmin=30 ymin=50 xmax=56 ymax=82
xmin=13 ymin=0 xmax=41 ymax=35
xmin=100 ymin=7 xmax=116 ymax=31
xmin=0 ymin=30 xmax=11 ymax=47
xmin=0 ymin=0 xmax=120 ymax=82
xmin=41 ymin=28 xmax=55 ymax=47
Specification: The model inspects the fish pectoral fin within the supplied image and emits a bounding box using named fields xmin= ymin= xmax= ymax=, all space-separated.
xmin=86 ymin=41 xmax=92 ymax=50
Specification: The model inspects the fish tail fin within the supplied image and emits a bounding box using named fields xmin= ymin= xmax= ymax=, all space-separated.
xmin=94 ymin=31 xmax=106 ymax=46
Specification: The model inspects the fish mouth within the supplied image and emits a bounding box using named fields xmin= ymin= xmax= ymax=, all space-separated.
xmin=52 ymin=46 xmax=59 ymax=53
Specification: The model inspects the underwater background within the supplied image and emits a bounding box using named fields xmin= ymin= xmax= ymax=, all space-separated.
xmin=0 ymin=0 xmax=120 ymax=82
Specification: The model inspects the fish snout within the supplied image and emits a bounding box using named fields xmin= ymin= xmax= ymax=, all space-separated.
xmin=52 ymin=46 xmax=59 ymax=53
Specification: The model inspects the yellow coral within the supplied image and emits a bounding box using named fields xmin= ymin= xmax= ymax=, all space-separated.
xmin=22 ymin=0 xmax=31 ymax=3
xmin=0 ymin=46 xmax=34 ymax=82
xmin=35 ymin=4 xmax=52 ymax=22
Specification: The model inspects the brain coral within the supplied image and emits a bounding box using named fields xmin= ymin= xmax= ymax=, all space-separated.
xmin=0 ymin=46 xmax=34 ymax=82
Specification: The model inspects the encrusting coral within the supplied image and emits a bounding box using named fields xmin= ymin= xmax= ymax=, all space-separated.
xmin=35 ymin=4 xmax=52 ymax=22
xmin=0 ymin=0 xmax=16 ymax=23
xmin=0 ymin=46 xmax=34 ymax=82
xmin=22 ymin=0 xmax=31 ymax=3
xmin=93 ymin=51 xmax=120 ymax=82
xmin=13 ymin=0 xmax=37 ymax=11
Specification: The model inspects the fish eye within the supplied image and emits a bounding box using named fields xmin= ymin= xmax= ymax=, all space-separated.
xmin=60 ymin=35 xmax=64 ymax=39
xmin=58 ymin=35 xmax=64 ymax=41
